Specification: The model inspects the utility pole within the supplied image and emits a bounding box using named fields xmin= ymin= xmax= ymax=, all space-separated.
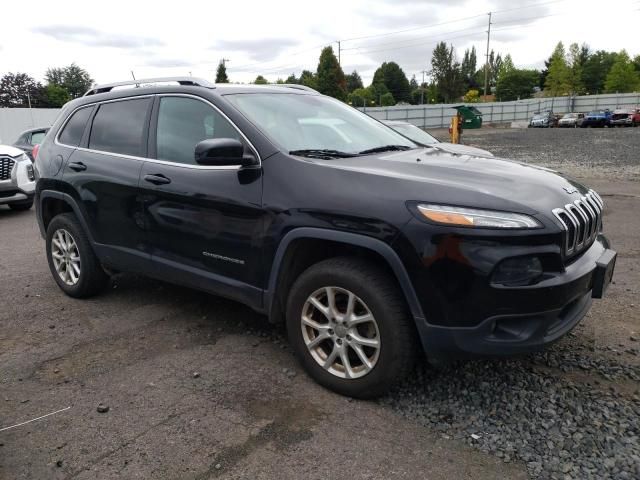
xmin=420 ymin=70 xmax=428 ymax=105
xmin=483 ymin=12 xmax=492 ymax=101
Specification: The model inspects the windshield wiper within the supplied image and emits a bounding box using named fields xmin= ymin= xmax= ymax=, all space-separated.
xmin=289 ymin=149 xmax=359 ymax=159
xmin=358 ymin=145 xmax=414 ymax=155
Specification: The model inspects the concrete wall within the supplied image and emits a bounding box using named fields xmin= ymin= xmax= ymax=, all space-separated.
xmin=0 ymin=108 xmax=61 ymax=145
xmin=360 ymin=92 xmax=640 ymax=129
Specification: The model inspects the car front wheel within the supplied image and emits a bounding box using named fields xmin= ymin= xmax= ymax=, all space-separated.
xmin=286 ymin=257 xmax=418 ymax=398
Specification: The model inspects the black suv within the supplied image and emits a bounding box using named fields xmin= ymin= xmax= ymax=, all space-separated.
xmin=35 ymin=77 xmax=616 ymax=398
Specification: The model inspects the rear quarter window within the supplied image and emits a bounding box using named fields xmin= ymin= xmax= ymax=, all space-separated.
xmin=59 ymin=107 xmax=93 ymax=146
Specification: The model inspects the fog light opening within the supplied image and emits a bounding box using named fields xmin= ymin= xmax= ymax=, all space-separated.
xmin=492 ymin=256 xmax=543 ymax=286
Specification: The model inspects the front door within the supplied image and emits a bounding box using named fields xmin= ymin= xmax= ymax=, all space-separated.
xmin=140 ymin=95 xmax=264 ymax=307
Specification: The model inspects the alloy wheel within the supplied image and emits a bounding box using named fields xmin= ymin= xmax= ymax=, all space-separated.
xmin=301 ymin=286 xmax=380 ymax=379
xmin=51 ymin=228 xmax=81 ymax=286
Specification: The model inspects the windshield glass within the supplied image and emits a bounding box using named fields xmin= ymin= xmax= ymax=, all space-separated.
xmin=388 ymin=123 xmax=438 ymax=145
xmin=224 ymin=93 xmax=415 ymax=154
xmin=562 ymin=113 xmax=576 ymax=119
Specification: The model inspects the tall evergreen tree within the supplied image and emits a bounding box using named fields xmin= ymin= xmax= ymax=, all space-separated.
xmin=544 ymin=42 xmax=569 ymax=96
xmin=430 ymin=42 xmax=464 ymax=102
xmin=604 ymin=50 xmax=640 ymax=93
xmin=582 ymin=50 xmax=617 ymax=94
xmin=371 ymin=62 xmax=411 ymax=103
xmin=299 ymin=70 xmax=318 ymax=90
xmin=316 ymin=46 xmax=346 ymax=100
xmin=346 ymin=70 xmax=364 ymax=93
xmin=566 ymin=43 xmax=584 ymax=95
xmin=215 ymin=61 xmax=229 ymax=83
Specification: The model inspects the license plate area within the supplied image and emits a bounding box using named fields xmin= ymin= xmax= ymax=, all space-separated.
xmin=592 ymin=249 xmax=616 ymax=299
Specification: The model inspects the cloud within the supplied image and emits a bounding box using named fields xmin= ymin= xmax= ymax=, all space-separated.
xmin=212 ymin=37 xmax=297 ymax=61
xmin=142 ymin=57 xmax=192 ymax=68
xmin=32 ymin=25 xmax=163 ymax=49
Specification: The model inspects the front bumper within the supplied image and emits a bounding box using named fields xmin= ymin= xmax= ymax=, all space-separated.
xmin=409 ymin=235 xmax=615 ymax=361
xmin=0 ymin=156 xmax=35 ymax=205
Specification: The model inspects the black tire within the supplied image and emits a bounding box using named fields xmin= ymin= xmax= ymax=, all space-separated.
xmin=286 ymin=257 xmax=418 ymax=399
xmin=46 ymin=213 xmax=108 ymax=298
xmin=8 ymin=199 xmax=33 ymax=211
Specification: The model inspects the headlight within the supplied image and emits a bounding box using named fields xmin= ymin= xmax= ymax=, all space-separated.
xmin=417 ymin=204 xmax=542 ymax=229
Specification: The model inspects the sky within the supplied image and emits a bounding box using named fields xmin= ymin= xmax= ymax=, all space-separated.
xmin=0 ymin=0 xmax=638 ymax=87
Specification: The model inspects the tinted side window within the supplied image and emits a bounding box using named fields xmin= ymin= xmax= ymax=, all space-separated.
xmin=89 ymin=98 xmax=151 ymax=157
xmin=59 ymin=107 xmax=92 ymax=146
xmin=156 ymin=97 xmax=240 ymax=165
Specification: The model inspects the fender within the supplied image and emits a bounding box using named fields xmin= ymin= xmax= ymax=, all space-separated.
xmin=264 ymin=227 xmax=427 ymax=324
xmin=38 ymin=190 xmax=96 ymax=244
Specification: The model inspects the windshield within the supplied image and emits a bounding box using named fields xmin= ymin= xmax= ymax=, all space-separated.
xmin=562 ymin=113 xmax=576 ymax=119
xmin=588 ymin=111 xmax=603 ymax=116
xmin=532 ymin=114 xmax=544 ymax=120
xmin=224 ymin=93 xmax=415 ymax=155
xmin=388 ymin=123 xmax=438 ymax=145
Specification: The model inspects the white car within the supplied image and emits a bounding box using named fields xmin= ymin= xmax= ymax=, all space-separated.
xmin=0 ymin=145 xmax=36 ymax=211
xmin=382 ymin=120 xmax=494 ymax=157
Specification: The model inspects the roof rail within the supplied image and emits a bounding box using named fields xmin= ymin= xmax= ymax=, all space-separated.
xmin=84 ymin=77 xmax=214 ymax=96
xmin=278 ymin=84 xmax=317 ymax=93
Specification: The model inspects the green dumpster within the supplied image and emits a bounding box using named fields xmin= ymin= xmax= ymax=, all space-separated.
xmin=453 ymin=105 xmax=483 ymax=129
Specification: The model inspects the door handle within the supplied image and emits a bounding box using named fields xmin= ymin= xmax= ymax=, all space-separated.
xmin=68 ymin=161 xmax=87 ymax=172
xmin=144 ymin=174 xmax=171 ymax=185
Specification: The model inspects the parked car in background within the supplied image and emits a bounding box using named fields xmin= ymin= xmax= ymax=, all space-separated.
xmin=382 ymin=120 xmax=494 ymax=156
xmin=13 ymin=127 xmax=50 ymax=160
xmin=528 ymin=111 xmax=556 ymax=128
xmin=581 ymin=110 xmax=611 ymax=128
xmin=609 ymin=109 xmax=639 ymax=127
xmin=0 ymin=144 xmax=36 ymax=210
xmin=558 ymin=113 xmax=584 ymax=128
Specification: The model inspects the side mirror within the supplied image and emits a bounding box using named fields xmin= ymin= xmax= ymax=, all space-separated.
xmin=194 ymin=138 xmax=255 ymax=167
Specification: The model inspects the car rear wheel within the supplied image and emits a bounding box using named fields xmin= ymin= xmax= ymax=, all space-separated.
xmin=286 ymin=257 xmax=418 ymax=398
xmin=46 ymin=213 xmax=108 ymax=298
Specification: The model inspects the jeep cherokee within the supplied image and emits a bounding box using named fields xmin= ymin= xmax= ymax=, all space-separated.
xmin=34 ymin=77 xmax=616 ymax=398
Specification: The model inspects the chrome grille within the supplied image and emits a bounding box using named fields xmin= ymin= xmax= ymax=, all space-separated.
xmin=0 ymin=156 xmax=15 ymax=181
xmin=552 ymin=189 xmax=603 ymax=257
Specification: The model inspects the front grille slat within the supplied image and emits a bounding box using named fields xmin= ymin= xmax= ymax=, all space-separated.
xmin=552 ymin=189 xmax=603 ymax=259
xmin=0 ymin=156 xmax=15 ymax=181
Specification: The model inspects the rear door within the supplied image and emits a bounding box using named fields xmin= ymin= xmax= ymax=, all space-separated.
xmin=61 ymin=96 xmax=153 ymax=271
xmin=140 ymin=94 xmax=264 ymax=306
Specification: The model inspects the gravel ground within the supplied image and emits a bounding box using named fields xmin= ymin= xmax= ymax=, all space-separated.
xmin=390 ymin=126 xmax=640 ymax=479
xmin=1 ymin=127 xmax=639 ymax=479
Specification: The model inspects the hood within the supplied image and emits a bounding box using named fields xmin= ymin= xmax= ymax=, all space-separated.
xmin=432 ymin=142 xmax=493 ymax=157
xmin=309 ymin=147 xmax=589 ymax=220
xmin=0 ymin=144 xmax=27 ymax=157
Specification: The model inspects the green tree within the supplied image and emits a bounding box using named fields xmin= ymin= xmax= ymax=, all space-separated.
xmin=582 ymin=50 xmax=617 ymax=94
xmin=497 ymin=54 xmax=515 ymax=83
xmin=496 ymin=69 xmax=539 ymax=101
xmin=371 ymin=62 xmax=411 ymax=103
xmin=409 ymin=75 xmax=418 ymax=90
xmin=0 ymin=73 xmax=45 ymax=107
xmin=316 ymin=46 xmax=346 ymax=100
xmin=462 ymin=89 xmax=480 ymax=103
xmin=348 ymin=87 xmax=375 ymax=108
xmin=346 ymin=70 xmax=363 ymax=93
xmin=604 ymin=50 xmax=640 ymax=93
xmin=431 ymin=42 xmax=464 ymax=102
xmin=634 ymin=55 xmax=640 ymax=73
xmin=254 ymin=75 xmax=268 ymax=84
xmin=544 ymin=42 xmax=569 ymax=96
xmin=44 ymin=84 xmax=71 ymax=107
xmin=46 ymin=63 xmax=93 ymax=98
xmin=461 ymin=46 xmax=478 ymax=89
xmin=299 ymin=70 xmax=317 ymax=90
xmin=566 ymin=43 xmax=584 ymax=95
xmin=474 ymin=50 xmax=502 ymax=94
xmin=379 ymin=92 xmax=395 ymax=106
xmin=215 ymin=61 xmax=229 ymax=83
xmin=285 ymin=73 xmax=299 ymax=84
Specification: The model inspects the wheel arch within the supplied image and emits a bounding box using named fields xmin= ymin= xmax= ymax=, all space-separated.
xmin=265 ymin=228 xmax=426 ymax=326
xmin=38 ymin=190 xmax=95 ymax=245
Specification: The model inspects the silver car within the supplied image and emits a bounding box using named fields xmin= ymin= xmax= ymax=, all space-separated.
xmin=382 ymin=120 xmax=493 ymax=157
xmin=0 ymin=145 xmax=36 ymax=211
